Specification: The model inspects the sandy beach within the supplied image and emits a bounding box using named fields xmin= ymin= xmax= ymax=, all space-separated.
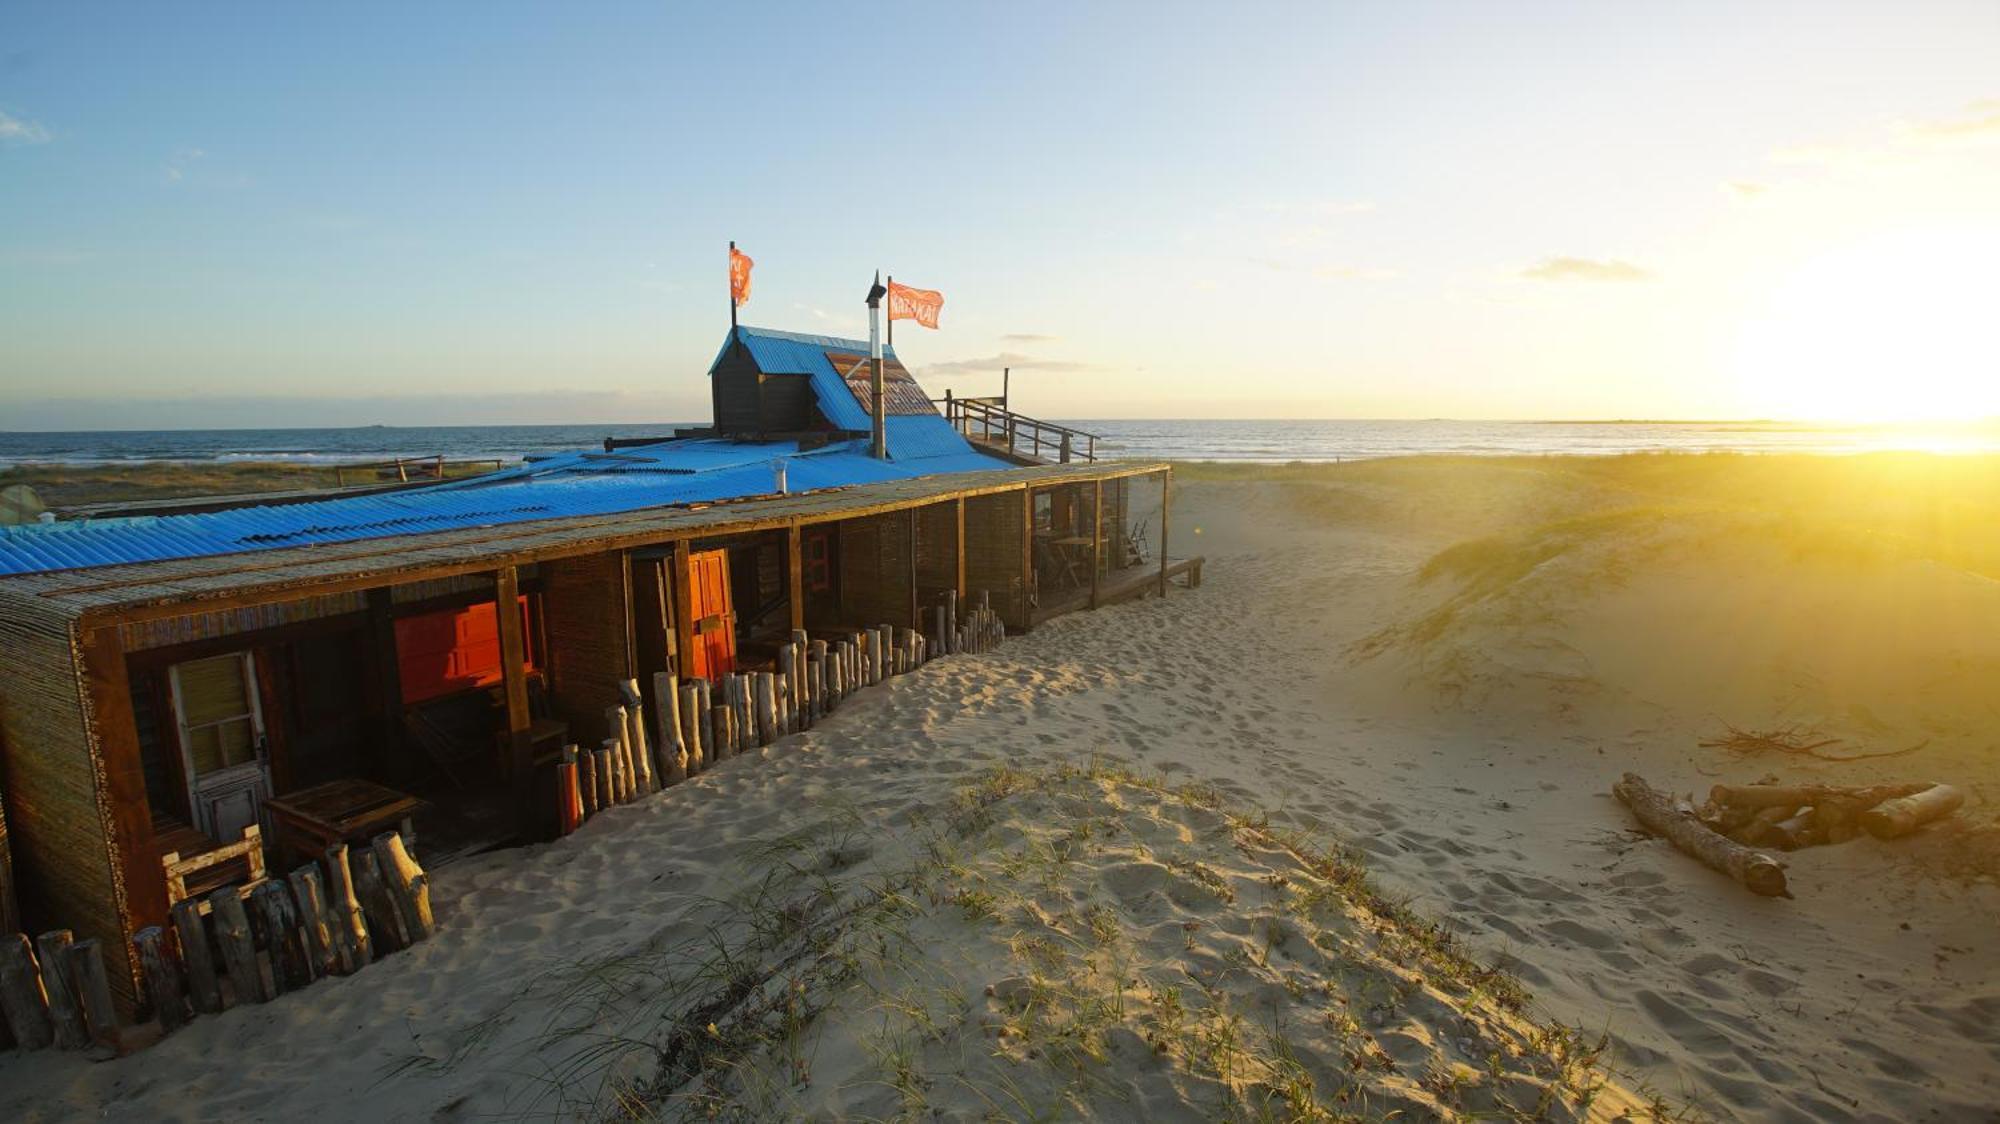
xmin=2 ymin=452 xmax=1995 ymax=1121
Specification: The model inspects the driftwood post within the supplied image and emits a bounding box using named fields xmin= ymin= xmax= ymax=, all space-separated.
xmin=65 ymin=939 xmax=120 ymax=1046
xmin=679 ymin=683 xmax=705 ymax=773
xmin=579 ymin=748 xmax=600 ymax=817
xmin=323 ymin=843 xmax=373 ymax=973
xmin=132 ymin=927 xmax=190 ymax=1030
xmin=288 ymin=864 xmax=338 ymax=981
xmin=778 ymin=646 xmax=798 ymax=733
xmin=1615 ymin=773 xmax=1789 ymax=897
xmin=556 ymin=748 xmax=581 ymax=835
xmin=592 ymin=746 xmax=614 ymax=810
xmin=170 ymin=897 xmax=224 ymax=1012
xmin=36 ymin=930 xmax=87 ymax=1049
xmin=695 ymin=678 xmax=716 ymax=762
xmin=602 ymin=725 xmax=629 ymax=805
xmin=207 ymin=887 xmax=268 ymax=1004
xmin=751 ymin=672 xmax=777 ymax=746
xmin=352 ymin=847 xmax=412 ymax=954
xmin=0 ymin=932 xmax=53 ymax=1049
xmin=1862 ymin=784 xmax=1965 ymax=839
xmin=372 ymin=832 xmax=436 ymax=942
xmin=619 ymin=680 xmax=657 ymax=795
xmin=248 ymin=881 xmax=306 ymax=994
xmin=654 ymin=671 xmax=689 ymax=783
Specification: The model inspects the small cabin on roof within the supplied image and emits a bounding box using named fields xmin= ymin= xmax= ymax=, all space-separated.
xmin=0 ymin=323 xmax=1192 ymax=1021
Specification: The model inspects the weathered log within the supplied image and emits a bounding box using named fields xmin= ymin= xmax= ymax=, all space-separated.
xmin=579 ymin=745 xmax=600 ymax=816
xmin=1730 ymin=805 xmax=1799 ymax=847
xmin=65 ymin=938 xmax=120 ymax=1046
xmin=248 ymin=881 xmax=307 ymax=993
xmin=1768 ymin=807 xmax=1822 ymax=851
xmin=653 ymin=671 xmax=689 ymax=783
xmin=1614 ymin=773 xmax=1789 ymax=897
xmin=322 ymin=843 xmax=373 ymax=973
xmin=287 ymin=864 xmax=338 ymax=981
xmin=0 ymin=932 xmax=53 ymax=1049
xmin=695 ymin=678 xmax=716 ymax=762
xmin=778 ymin=646 xmax=798 ymax=733
xmin=752 ymin=672 xmax=777 ymax=746
xmin=170 ymin=897 xmax=224 ymax=1012
xmin=1711 ymin=782 xmax=1929 ymax=810
xmin=373 ymin=831 xmax=436 ymax=942
xmin=591 ymin=746 xmax=614 ymax=811
xmin=207 ymin=887 xmax=269 ymax=1004
xmin=352 ymin=847 xmax=411 ymax=954
xmin=619 ymin=680 xmax=657 ymax=795
xmin=1861 ymin=784 xmax=1965 ymax=840
xmin=132 ymin=926 xmax=191 ymax=1029
xmin=36 ymin=931 xmax=87 ymax=1049
xmin=603 ymin=721 xmax=629 ymax=804
xmin=556 ymin=750 xmax=581 ymax=835
xmin=679 ymin=683 xmax=705 ymax=773
xmin=1812 ymin=800 xmax=1861 ymax=844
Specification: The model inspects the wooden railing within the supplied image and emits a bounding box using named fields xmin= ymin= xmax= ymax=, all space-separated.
xmin=942 ymin=394 xmax=1098 ymax=463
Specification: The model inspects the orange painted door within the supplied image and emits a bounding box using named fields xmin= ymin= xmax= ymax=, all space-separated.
xmin=688 ymin=549 xmax=737 ymax=679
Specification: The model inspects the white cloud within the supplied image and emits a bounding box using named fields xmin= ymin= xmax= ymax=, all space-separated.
xmin=1519 ymin=257 xmax=1654 ymax=283
xmin=922 ymin=352 xmax=1100 ymax=375
xmin=164 ymin=147 xmax=206 ymax=183
xmin=0 ymin=109 xmax=50 ymax=144
xmin=1723 ymin=180 xmax=1768 ymax=200
xmin=999 ymin=333 xmax=1059 ymax=342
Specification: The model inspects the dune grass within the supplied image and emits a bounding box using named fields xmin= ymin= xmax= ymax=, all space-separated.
xmin=445 ymin=760 xmax=1666 ymax=1121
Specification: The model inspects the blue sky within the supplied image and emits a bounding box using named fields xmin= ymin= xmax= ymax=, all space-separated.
xmin=5 ymin=2 xmax=2000 ymax=428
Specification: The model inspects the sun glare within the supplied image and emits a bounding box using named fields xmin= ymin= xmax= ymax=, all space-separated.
xmin=1732 ymin=225 xmax=2000 ymax=423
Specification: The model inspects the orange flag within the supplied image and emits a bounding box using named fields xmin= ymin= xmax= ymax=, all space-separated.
xmin=729 ymin=245 xmax=754 ymax=307
xmin=887 ymin=280 xmax=943 ymax=329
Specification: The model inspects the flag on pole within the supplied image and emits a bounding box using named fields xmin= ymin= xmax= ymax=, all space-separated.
xmin=729 ymin=245 xmax=754 ymax=307
xmin=886 ymin=281 xmax=943 ymax=329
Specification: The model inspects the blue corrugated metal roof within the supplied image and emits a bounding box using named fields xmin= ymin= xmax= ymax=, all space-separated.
xmin=0 ymin=327 xmax=1015 ymax=577
xmin=0 ymin=437 xmax=1012 ymax=577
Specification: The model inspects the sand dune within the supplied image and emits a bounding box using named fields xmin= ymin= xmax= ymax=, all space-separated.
xmin=3 ymin=453 xmax=1995 ymax=1120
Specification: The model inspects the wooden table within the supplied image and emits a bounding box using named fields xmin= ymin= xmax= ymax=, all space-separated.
xmin=1045 ymin=535 xmax=1095 ymax=590
xmin=265 ymin=778 xmax=427 ymax=867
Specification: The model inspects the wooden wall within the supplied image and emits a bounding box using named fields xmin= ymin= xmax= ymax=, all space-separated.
xmin=712 ymin=339 xmax=763 ymax=435
xmin=0 ymin=601 xmax=144 ymax=1007
xmin=0 ymin=777 xmax=15 ymax=936
xmin=914 ymin=502 xmax=959 ymax=615
xmin=540 ymin=551 xmax=632 ymax=747
xmin=965 ymin=491 xmax=1028 ymax=630
xmin=837 ymin=512 xmax=913 ymax=628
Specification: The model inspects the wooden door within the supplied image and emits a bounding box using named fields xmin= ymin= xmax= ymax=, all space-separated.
xmin=169 ymin=652 xmax=271 ymax=841
xmin=688 ymin=548 xmax=737 ymax=678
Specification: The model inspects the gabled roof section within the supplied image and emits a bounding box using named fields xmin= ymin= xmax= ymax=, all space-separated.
xmin=714 ymin=325 xmax=921 ymax=433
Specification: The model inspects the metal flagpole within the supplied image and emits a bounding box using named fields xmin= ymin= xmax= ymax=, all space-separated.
xmin=867 ymin=272 xmax=888 ymax=459
xmin=729 ymin=241 xmax=738 ymax=332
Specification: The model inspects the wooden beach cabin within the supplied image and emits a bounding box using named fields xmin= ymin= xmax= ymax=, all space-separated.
xmin=0 ymin=325 xmax=1195 ymax=1016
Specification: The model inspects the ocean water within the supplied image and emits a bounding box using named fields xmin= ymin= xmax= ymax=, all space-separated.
xmin=2 ymin=419 xmax=1997 ymax=467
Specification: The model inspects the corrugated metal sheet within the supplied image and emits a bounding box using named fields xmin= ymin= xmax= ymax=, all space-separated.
xmin=719 ymin=326 xmax=885 ymax=432
xmin=0 ymin=438 xmax=1011 ymax=577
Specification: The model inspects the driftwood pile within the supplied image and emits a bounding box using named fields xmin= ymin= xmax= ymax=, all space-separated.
xmin=557 ymin=592 xmax=1007 ymax=833
xmin=1614 ymin=772 xmax=1966 ymax=898
xmin=0 ymin=830 xmax=432 ymax=1056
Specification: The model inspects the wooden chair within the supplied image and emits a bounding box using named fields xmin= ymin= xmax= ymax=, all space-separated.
xmin=161 ymin=823 xmax=268 ymax=907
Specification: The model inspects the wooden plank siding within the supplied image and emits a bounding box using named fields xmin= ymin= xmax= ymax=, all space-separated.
xmin=539 ymin=551 xmax=633 ymax=747
xmin=964 ymin=490 xmax=1029 ymax=630
xmin=836 ymin=512 xmax=913 ymax=628
xmin=0 ymin=775 xmax=16 ymax=936
xmin=913 ymin=502 xmax=959 ymax=624
xmin=0 ymin=598 xmax=147 ymax=1009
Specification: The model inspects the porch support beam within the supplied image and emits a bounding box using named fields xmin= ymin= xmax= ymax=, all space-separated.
xmin=787 ymin=522 xmax=804 ymax=634
xmin=1089 ymin=479 xmax=1103 ymax=610
xmin=78 ymin=624 xmax=167 ymax=1004
xmin=671 ymin=540 xmax=696 ymax=679
xmin=1158 ymin=468 xmax=1171 ymax=597
xmin=494 ymin=566 xmax=533 ymax=818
